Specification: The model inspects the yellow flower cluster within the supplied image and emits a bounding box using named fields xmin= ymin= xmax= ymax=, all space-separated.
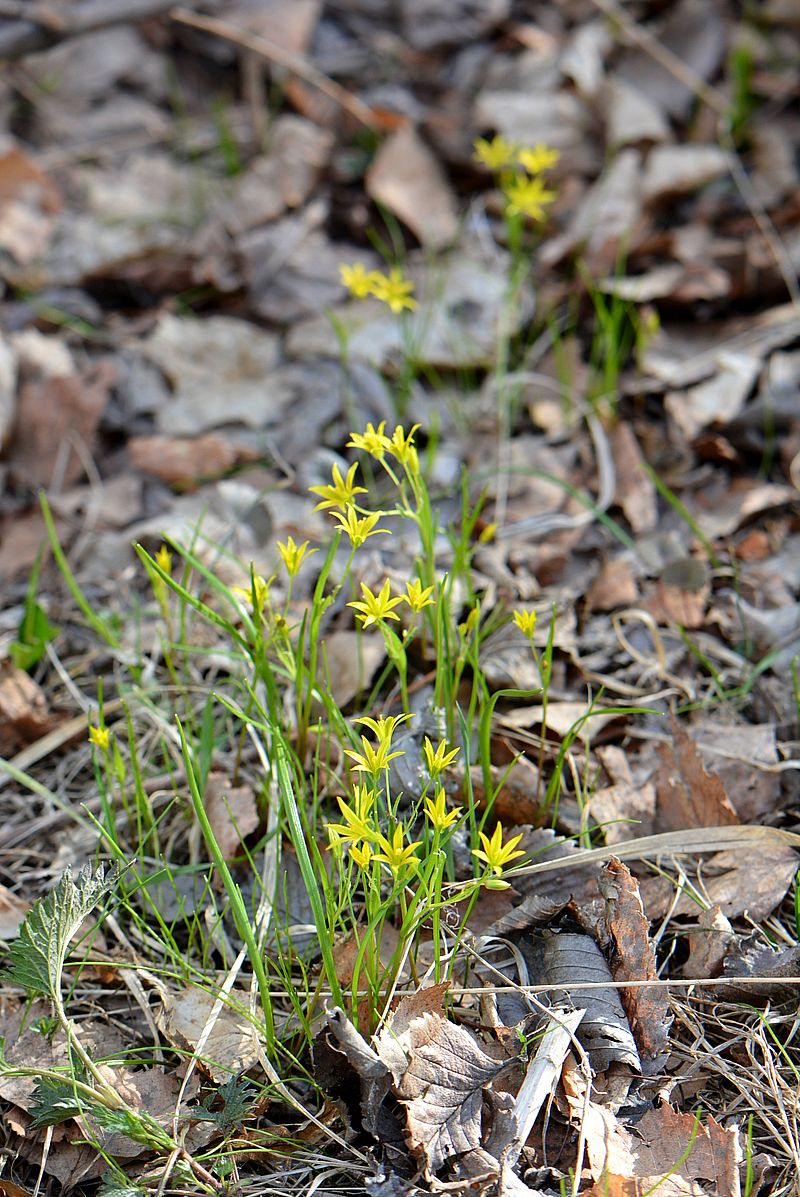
xmin=348 ymin=577 xmax=434 ymax=628
xmin=327 ymin=719 xmax=466 ymax=876
xmin=339 ymin=263 xmax=418 ymax=313
xmin=307 ymin=423 xmax=422 ymax=548
xmin=473 ymin=135 xmax=559 ymax=223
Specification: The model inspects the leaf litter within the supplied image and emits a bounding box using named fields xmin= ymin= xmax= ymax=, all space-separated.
xmin=1 ymin=1 xmax=800 ymax=1195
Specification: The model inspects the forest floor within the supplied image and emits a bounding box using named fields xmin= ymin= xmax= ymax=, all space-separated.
xmin=1 ymin=2 xmax=800 ymax=1195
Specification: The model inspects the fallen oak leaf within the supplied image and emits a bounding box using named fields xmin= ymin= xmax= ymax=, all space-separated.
xmin=398 ymin=1013 xmax=513 ymax=1173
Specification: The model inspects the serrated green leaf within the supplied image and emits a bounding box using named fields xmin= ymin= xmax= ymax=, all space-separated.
xmin=98 ymin=1175 xmax=147 ymax=1197
xmin=90 ymin=1104 xmax=173 ymax=1150
xmin=195 ymin=1076 xmax=256 ymax=1128
xmin=30 ymin=1074 xmax=88 ymax=1127
xmin=6 ymin=865 xmax=119 ymax=999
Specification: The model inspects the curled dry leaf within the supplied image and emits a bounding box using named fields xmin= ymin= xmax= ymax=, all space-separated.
xmin=540 ymin=931 xmax=640 ymax=1073
xmin=599 ymin=858 xmax=672 ymax=1066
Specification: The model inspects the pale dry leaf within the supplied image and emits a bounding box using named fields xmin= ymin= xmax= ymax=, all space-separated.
xmin=145 ymin=314 xmax=281 ymax=436
xmin=642 ymin=145 xmax=728 ymax=204
xmin=599 ymin=859 xmax=672 ymax=1064
xmin=640 ymin=303 xmax=800 ymax=390
xmin=616 ymin=0 xmax=725 ymax=120
xmin=561 ymin=1057 xmax=639 ymax=1179
xmin=157 ymin=985 xmax=260 ymax=1083
xmin=602 ymin=77 xmax=671 ymax=145
xmin=690 ymin=722 xmax=779 ymax=823
xmin=665 ymin=351 xmax=760 ymax=441
xmin=540 ymin=149 xmax=642 ymax=270
xmin=318 ymin=629 xmax=387 ymax=709
xmin=366 ymin=124 xmax=459 ymax=250
xmin=719 ymin=935 xmax=800 ymax=999
xmin=682 ymin=904 xmax=735 ymax=979
xmin=226 ymin=0 xmax=321 ymax=54
xmin=501 ymin=701 xmax=620 ymax=742
xmin=639 ymin=842 xmax=798 ymax=922
xmin=589 ymin=779 xmax=657 ymax=843
xmin=474 ymin=90 xmax=587 ymax=153
xmin=391 ymin=1009 xmax=510 ymax=1173
xmin=400 ymin=0 xmax=510 ymax=51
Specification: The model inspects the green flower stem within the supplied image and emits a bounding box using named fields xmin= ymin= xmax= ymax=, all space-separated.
xmin=178 ymin=720 xmax=276 ymax=1050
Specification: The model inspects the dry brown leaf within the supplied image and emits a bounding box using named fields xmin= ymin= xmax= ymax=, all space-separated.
xmin=396 ymin=1011 xmax=510 ymax=1173
xmin=0 ymin=508 xmax=67 ymax=584
xmin=644 ymin=574 xmax=709 ymax=629
xmin=157 ymin=984 xmax=261 ymax=1082
xmin=0 ymin=1177 xmax=37 ymax=1197
xmin=682 ymin=904 xmax=735 ymax=979
xmin=599 ymin=859 xmax=672 ymax=1064
xmin=203 ymin=773 xmax=259 ymax=861
xmin=610 ymin=422 xmax=657 ymax=534
xmin=0 ymin=664 xmax=51 ymax=755
xmin=565 ymin=1058 xmax=741 ymax=1193
xmin=586 ymin=555 xmax=640 ymax=613
xmin=467 ymin=756 xmax=541 ymax=825
xmin=634 ymin=1105 xmax=741 ymax=1194
xmin=585 ymin=1175 xmax=703 ymax=1195
xmin=9 ymin=359 xmax=115 ymax=489
xmin=655 ymin=718 xmax=739 ymax=830
xmin=128 ymin=434 xmax=241 ymax=487
xmin=366 ymin=124 xmax=459 ymax=250
xmin=639 ymin=842 xmax=798 ymax=922
xmin=369 ymin=984 xmax=512 ymax=1174
xmin=0 ymin=146 xmax=61 ymax=265
xmin=0 ymin=884 xmax=32 ymax=939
